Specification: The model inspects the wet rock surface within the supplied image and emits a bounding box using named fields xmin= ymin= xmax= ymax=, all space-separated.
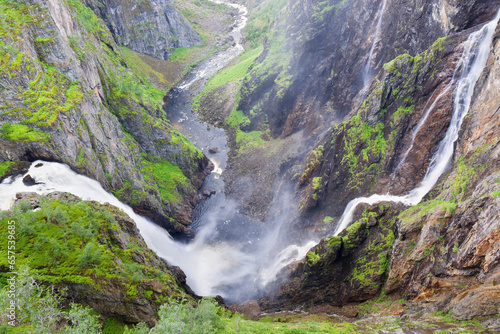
xmin=258 ymin=203 xmax=404 ymax=312
xmin=0 ymin=0 xmax=212 ymax=237
xmin=84 ymin=0 xmax=201 ymax=60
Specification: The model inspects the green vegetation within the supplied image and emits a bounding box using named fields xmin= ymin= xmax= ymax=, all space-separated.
xmin=0 ymin=160 xmax=15 ymax=178
xmin=4 ymin=63 xmax=84 ymax=126
xmin=203 ymin=46 xmax=264 ymax=98
xmin=66 ymin=0 xmax=108 ymax=35
xmin=311 ymin=0 xmax=348 ymax=22
xmin=141 ymin=156 xmax=193 ymax=204
xmin=337 ymin=111 xmax=387 ymax=185
xmin=300 ymin=145 xmax=324 ymax=184
xmin=0 ymin=123 xmax=50 ymax=142
xmin=125 ymin=300 xmax=358 ymax=334
xmin=0 ymin=267 xmax=102 ymax=333
xmin=244 ymin=0 xmax=288 ymax=48
xmin=399 ymin=200 xmax=457 ymax=225
xmin=448 ymin=155 xmax=476 ymax=202
xmin=193 ymin=46 xmax=264 ymax=151
xmin=0 ymin=198 xmax=186 ymax=302
xmin=307 ymin=250 xmax=321 ymax=265
xmin=323 ymin=216 xmax=334 ymax=224
xmin=0 ymin=268 xmax=359 ymax=333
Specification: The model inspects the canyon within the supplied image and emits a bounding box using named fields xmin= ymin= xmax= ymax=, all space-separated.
xmin=1 ymin=0 xmax=500 ymax=332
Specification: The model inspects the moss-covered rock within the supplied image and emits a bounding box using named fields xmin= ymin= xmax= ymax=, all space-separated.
xmin=0 ymin=193 xmax=196 ymax=325
xmin=0 ymin=0 xmax=212 ymax=236
xmin=258 ymin=203 xmax=403 ymax=312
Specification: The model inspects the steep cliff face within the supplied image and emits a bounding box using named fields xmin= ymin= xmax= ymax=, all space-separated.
xmin=236 ymin=0 xmax=497 ymax=139
xmin=83 ymin=0 xmax=202 ymax=60
xmin=0 ymin=0 xmax=211 ymax=236
xmin=384 ymin=25 xmax=500 ymax=320
xmin=294 ymin=33 xmax=462 ymax=229
xmin=255 ymin=6 xmax=500 ymax=320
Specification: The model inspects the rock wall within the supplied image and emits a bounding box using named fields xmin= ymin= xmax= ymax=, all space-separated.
xmin=253 ymin=8 xmax=500 ymax=320
xmin=235 ymin=0 xmax=497 ymax=139
xmin=84 ymin=0 xmax=202 ymax=60
xmin=0 ymin=0 xmax=211 ymax=236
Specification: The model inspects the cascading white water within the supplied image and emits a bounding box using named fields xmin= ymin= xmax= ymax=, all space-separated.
xmin=0 ymin=0 xmax=314 ymax=301
xmin=0 ymin=162 xmax=256 ymax=296
xmin=362 ymin=0 xmax=388 ymax=89
xmin=391 ymin=84 xmax=451 ymax=178
xmin=333 ymin=9 xmax=500 ymax=236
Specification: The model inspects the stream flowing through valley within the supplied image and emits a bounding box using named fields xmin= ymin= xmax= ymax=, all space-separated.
xmin=1 ymin=3 xmax=499 ymax=306
xmin=0 ymin=0 xmax=313 ymax=303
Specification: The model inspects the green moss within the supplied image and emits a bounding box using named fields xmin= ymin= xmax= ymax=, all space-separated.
xmin=0 ymin=198 xmax=182 ymax=299
xmin=340 ymin=113 xmax=387 ymax=183
xmin=383 ymin=54 xmax=413 ymax=73
xmin=244 ymin=0 xmax=288 ymax=48
xmin=312 ymin=177 xmax=322 ymax=190
xmin=300 ymin=145 xmax=324 ymax=183
xmin=323 ymin=216 xmax=334 ymax=224
xmin=449 ymin=155 xmax=476 ymax=201
xmin=0 ymin=161 xmax=16 ymax=178
xmin=325 ymin=236 xmax=342 ymax=249
xmin=432 ymin=36 xmax=447 ymax=51
xmin=141 ymin=157 xmax=192 ymax=204
xmin=307 ymin=250 xmax=321 ymax=265
xmin=66 ymin=0 xmax=107 ymax=35
xmin=0 ymin=123 xmax=50 ymax=142
xmin=399 ymin=200 xmax=457 ymax=225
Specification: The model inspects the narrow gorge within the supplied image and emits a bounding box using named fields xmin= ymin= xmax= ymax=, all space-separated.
xmin=1 ymin=0 xmax=500 ymax=333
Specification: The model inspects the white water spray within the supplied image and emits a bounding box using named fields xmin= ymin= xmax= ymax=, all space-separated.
xmin=334 ymin=10 xmax=500 ymax=236
xmin=0 ymin=162 xmax=255 ymax=296
xmin=362 ymin=0 xmax=388 ymax=89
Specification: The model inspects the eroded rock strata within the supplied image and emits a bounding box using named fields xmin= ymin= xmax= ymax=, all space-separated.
xmin=0 ymin=0 xmax=211 ymax=236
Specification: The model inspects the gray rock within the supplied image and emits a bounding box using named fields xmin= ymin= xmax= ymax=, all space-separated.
xmin=85 ymin=0 xmax=202 ymax=60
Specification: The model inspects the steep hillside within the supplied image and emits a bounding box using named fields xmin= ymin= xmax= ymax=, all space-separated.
xmin=0 ymin=0 xmax=211 ymax=236
xmin=0 ymin=193 xmax=196 ymax=326
xmin=192 ymin=0 xmax=500 ymax=325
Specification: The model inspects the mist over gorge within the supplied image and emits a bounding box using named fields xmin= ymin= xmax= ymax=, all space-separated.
xmin=1 ymin=0 xmax=500 ymax=332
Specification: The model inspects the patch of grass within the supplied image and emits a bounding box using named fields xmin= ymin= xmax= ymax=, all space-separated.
xmin=0 ymin=123 xmax=50 ymax=142
xmin=141 ymin=157 xmax=193 ymax=204
xmin=0 ymin=197 xmax=187 ymax=303
xmin=0 ymin=161 xmax=16 ymax=178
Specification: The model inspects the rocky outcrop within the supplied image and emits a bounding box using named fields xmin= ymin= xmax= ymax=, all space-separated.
xmin=247 ymin=0 xmax=500 ymax=320
xmin=293 ymin=33 xmax=465 ymax=233
xmin=5 ymin=192 xmax=197 ymax=325
xmin=258 ymin=203 xmax=404 ymax=312
xmin=0 ymin=0 xmax=211 ymax=236
xmin=383 ymin=26 xmax=500 ymax=319
xmin=235 ymin=0 xmax=498 ymax=139
xmin=84 ymin=0 xmax=202 ymax=60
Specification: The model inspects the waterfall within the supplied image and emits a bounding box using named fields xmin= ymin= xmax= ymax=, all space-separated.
xmin=333 ymin=9 xmax=500 ymax=236
xmin=362 ymin=0 xmax=388 ymax=89
xmin=391 ymin=82 xmax=453 ymax=179
xmin=0 ymin=161 xmax=259 ymax=297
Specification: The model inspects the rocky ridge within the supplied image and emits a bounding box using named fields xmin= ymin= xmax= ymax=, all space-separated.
xmin=194 ymin=0 xmax=500 ymax=323
xmin=83 ymin=0 xmax=202 ymax=60
xmin=0 ymin=0 xmax=211 ymax=236
xmin=253 ymin=6 xmax=500 ymax=321
xmin=1 ymin=192 xmax=197 ymax=326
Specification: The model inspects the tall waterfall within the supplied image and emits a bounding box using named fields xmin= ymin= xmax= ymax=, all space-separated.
xmin=362 ymin=0 xmax=388 ymax=89
xmin=334 ymin=9 xmax=500 ymax=236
